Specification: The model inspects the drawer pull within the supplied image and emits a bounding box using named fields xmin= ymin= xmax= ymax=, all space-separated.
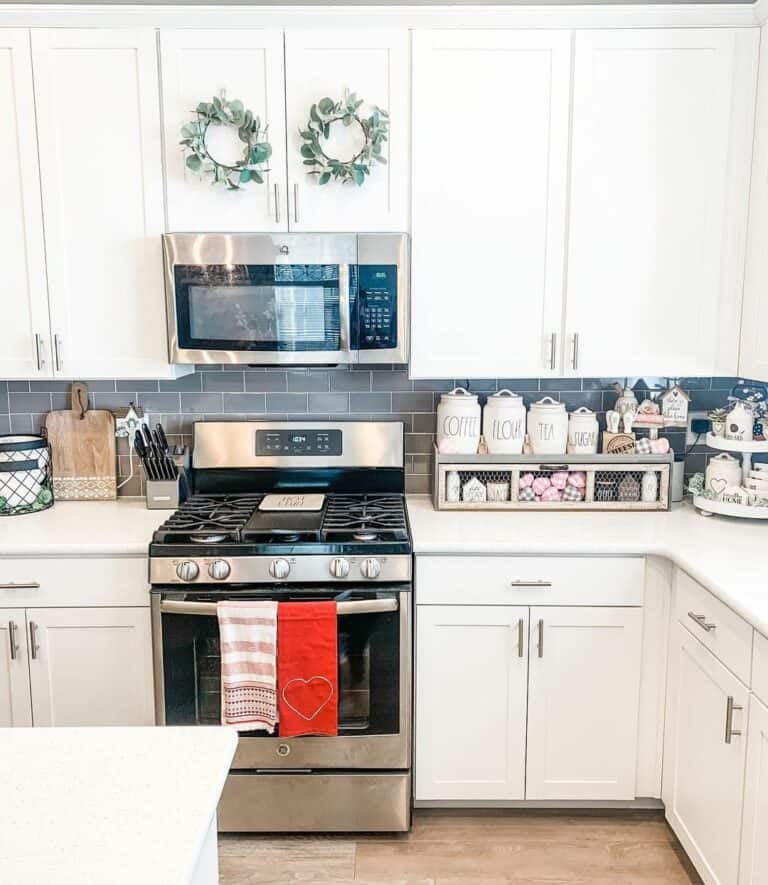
xmin=517 ymin=618 xmax=524 ymax=658
xmin=8 ymin=621 xmax=19 ymax=661
xmin=510 ymin=580 xmax=552 ymax=589
xmin=537 ymin=618 xmax=544 ymax=658
xmin=688 ymin=611 xmax=716 ymax=632
xmin=725 ymin=695 xmax=743 ymax=744
xmin=0 ymin=582 xmax=40 ymax=590
xmin=29 ymin=621 xmax=40 ymax=660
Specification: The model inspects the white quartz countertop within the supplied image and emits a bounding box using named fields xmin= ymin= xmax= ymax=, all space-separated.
xmin=0 ymin=726 xmax=237 ymax=885
xmin=0 ymin=499 xmax=165 ymax=557
xmin=407 ymin=496 xmax=768 ymax=637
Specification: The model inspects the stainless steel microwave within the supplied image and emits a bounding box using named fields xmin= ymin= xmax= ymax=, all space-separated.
xmin=162 ymin=233 xmax=409 ymax=366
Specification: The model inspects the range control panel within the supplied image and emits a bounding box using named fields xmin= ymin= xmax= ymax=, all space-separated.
xmin=255 ymin=428 xmax=343 ymax=456
xmin=357 ymin=264 xmax=397 ymax=350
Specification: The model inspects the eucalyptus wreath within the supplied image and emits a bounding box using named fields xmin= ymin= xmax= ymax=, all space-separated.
xmin=180 ymin=92 xmax=272 ymax=190
xmin=300 ymin=90 xmax=389 ymax=186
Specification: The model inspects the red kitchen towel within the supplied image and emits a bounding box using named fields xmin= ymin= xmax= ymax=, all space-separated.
xmin=277 ymin=601 xmax=338 ymax=737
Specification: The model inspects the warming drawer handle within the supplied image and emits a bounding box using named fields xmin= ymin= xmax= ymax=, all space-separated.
xmin=159 ymin=598 xmax=399 ymax=617
xmin=0 ymin=582 xmax=40 ymax=590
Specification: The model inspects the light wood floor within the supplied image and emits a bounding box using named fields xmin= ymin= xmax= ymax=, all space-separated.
xmin=218 ymin=809 xmax=703 ymax=884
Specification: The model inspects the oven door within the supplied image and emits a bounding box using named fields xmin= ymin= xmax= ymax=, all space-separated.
xmin=151 ymin=587 xmax=410 ymax=770
xmin=163 ymin=233 xmax=356 ymax=365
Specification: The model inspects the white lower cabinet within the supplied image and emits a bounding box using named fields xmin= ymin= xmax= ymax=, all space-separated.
xmin=739 ymin=696 xmax=768 ymax=885
xmin=416 ymin=606 xmax=529 ymax=801
xmin=526 ymin=606 xmax=642 ymax=800
xmin=663 ymin=621 xmax=749 ymax=885
xmin=0 ymin=610 xmax=32 ymax=727
xmin=27 ymin=607 xmax=154 ymax=727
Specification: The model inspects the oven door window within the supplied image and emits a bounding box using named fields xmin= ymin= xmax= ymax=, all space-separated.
xmin=173 ymin=264 xmax=350 ymax=353
xmin=161 ymin=593 xmax=400 ymax=736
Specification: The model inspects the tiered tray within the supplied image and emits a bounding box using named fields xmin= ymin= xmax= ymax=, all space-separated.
xmin=693 ymin=434 xmax=768 ymax=519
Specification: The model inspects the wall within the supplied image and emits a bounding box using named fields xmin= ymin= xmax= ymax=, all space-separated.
xmin=0 ymin=369 xmax=748 ymax=495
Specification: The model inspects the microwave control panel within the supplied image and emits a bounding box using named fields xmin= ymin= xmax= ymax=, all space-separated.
xmin=357 ymin=265 xmax=397 ymax=350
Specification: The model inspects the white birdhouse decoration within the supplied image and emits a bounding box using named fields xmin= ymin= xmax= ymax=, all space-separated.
xmin=660 ymin=384 xmax=691 ymax=427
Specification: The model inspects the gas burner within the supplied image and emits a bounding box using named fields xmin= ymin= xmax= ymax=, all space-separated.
xmin=322 ymin=494 xmax=408 ymax=543
xmin=154 ymin=494 xmax=262 ymax=544
xmin=189 ymin=533 xmax=228 ymax=544
xmin=354 ymin=531 xmax=378 ymax=542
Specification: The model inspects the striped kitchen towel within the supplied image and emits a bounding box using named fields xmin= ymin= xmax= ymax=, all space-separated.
xmin=217 ymin=600 xmax=278 ymax=733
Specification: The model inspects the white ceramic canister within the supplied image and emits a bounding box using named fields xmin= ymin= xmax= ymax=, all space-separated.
xmin=527 ymin=397 xmax=568 ymax=455
xmin=567 ymin=407 xmax=599 ymax=454
xmin=725 ymin=401 xmax=754 ymax=443
xmin=705 ymin=452 xmax=743 ymax=498
xmin=436 ymin=387 xmax=481 ymax=454
xmin=483 ymin=389 xmax=526 ymax=454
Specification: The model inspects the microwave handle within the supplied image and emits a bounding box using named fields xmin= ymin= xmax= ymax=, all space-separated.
xmin=339 ymin=263 xmax=351 ymax=353
xmin=159 ymin=598 xmax=398 ymax=617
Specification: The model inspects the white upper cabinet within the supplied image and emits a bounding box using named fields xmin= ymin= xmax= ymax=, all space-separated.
xmin=410 ymin=30 xmax=571 ymax=379
xmin=565 ymin=29 xmax=759 ymax=377
xmin=284 ymin=29 xmax=409 ymax=232
xmin=0 ymin=30 xmax=50 ymax=379
xmin=31 ymin=29 xmax=184 ymax=380
xmin=161 ymin=29 xmax=287 ymax=233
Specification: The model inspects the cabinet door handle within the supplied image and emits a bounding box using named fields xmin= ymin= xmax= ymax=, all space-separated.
xmin=0 ymin=582 xmax=40 ymax=590
xmin=517 ymin=618 xmax=525 ymax=658
xmin=549 ymin=333 xmax=557 ymax=371
xmin=274 ymin=182 xmax=280 ymax=224
xmin=29 ymin=621 xmax=40 ymax=660
xmin=54 ymin=334 xmax=63 ymax=373
xmin=509 ymin=580 xmax=552 ymax=589
xmin=725 ymin=695 xmax=743 ymax=744
xmin=34 ymin=333 xmax=45 ymax=371
xmin=537 ymin=618 xmax=544 ymax=658
xmin=571 ymin=333 xmax=580 ymax=371
xmin=688 ymin=611 xmax=716 ymax=632
xmin=8 ymin=621 xmax=19 ymax=661
xmin=293 ymin=183 xmax=299 ymax=224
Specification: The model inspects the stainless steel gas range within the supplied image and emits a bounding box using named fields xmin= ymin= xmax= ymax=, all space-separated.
xmin=148 ymin=420 xmax=412 ymax=833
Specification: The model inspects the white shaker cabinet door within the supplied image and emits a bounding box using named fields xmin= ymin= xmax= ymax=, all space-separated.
xmin=284 ymin=29 xmax=409 ymax=232
xmin=663 ymin=622 xmax=748 ymax=885
xmin=0 ymin=30 xmax=51 ymax=379
xmin=415 ymin=605 xmax=528 ymax=801
xmin=565 ymin=28 xmax=758 ymax=377
xmin=27 ymin=607 xmax=154 ymax=727
xmin=161 ymin=29 xmax=288 ymax=232
xmin=410 ymin=30 xmax=571 ymax=379
xmin=0 ymin=611 xmax=33 ymax=727
xmin=31 ymin=29 xmax=184 ymax=380
xmin=739 ymin=696 xmax=768 ymax=885
xmin=526 ymin=606 xmax=642 ymax=800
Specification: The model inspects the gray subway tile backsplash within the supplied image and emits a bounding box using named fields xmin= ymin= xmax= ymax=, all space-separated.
xmin=0 ymin=367 xmax=758 ymax=496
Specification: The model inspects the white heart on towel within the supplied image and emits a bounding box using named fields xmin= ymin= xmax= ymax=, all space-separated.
xmin=281 ymin=676 xmax=334 ymax=721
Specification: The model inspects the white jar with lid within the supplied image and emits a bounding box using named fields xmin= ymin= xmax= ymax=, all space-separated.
xmin=483 ymin=389 xmax=526 ymax=454
xmin=527 ymin=396 xmax=568 ymax=455
xmin=705 ymin=452 xmax=743 ymax=497
xmin=436 ymin=387 xmax=481 ymax=454
xmin=567 ymin=407 xmax=599 ymax=454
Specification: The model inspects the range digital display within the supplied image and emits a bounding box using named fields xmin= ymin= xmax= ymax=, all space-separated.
xmin=255 ymin=429 xmax=343 ymax=456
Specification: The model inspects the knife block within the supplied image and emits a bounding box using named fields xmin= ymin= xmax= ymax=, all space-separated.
xmin=145 ymin=474 xmax=189 ymax=510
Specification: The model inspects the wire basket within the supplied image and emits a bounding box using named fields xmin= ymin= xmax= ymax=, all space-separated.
xmin=0 ymin=435 xmax=54 ymax=516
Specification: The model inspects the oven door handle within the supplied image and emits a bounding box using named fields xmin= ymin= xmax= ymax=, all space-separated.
xmin=159 ymin=598 xmax=399 ymax=617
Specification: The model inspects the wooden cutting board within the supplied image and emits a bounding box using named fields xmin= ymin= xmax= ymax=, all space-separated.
xmin=45 ymin=382 xmax=117 ymax=500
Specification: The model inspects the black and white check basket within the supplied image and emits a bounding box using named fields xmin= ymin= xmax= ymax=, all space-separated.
xmin=0 ymin=435 xmax=54 ymax=516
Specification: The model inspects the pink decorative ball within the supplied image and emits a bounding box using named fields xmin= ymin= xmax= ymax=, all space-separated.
xmin=650 ymin=437 xmax=670 ymax=454
xmin=567 ymin=471 xmax=586 ymax=489
xmin=550 ymin=471 xmax=569 ymax=490
xmin=519 ymin=472 xmax=535 ymax=488
xmin=532 ymin=476 xmax=551 ymax=496
xmin=541 ymin=486 xmax=563 ymax=502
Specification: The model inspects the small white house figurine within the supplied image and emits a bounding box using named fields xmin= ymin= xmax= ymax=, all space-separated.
xmin=659 ymin=384 xmax=691 ymax=427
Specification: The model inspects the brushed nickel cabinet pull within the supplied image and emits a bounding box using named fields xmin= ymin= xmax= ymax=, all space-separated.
xmin=0 ymin=582 xmax=40 ymax=590
xmin=509 ymin=580 xmax=552 ymax=589
xmin=293 ymin=183 xmax=299 ymax=223
xmin=688 ymin=611 xmax=716 ymax=632
xmin=517 ymin=618 xmax=524 ymax=658
xmin=274 ymin=182 xmax=280 ymax=224
xmin=725 ymin=695 xmax=743 ymax=744
xmin=8 ymin=621 xmax=19 ymax=661
xmin=29 ymin=621 xmax=39 ymax=660
xmin=549 ymin=333 xmax=557 ymax=371
xmin=571 ymin=333 xmax=580 ymax=371
xmin=54 ymin=334 xmax=63 ymax=372
xmin=538 ymin=618 xmax=544 ymax=658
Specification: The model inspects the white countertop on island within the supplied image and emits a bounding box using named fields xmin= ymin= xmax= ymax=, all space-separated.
xmin=0 ymin=726 xmax=237 ymax=885
xmin=407 ymin=496 xmax=768 ymax=637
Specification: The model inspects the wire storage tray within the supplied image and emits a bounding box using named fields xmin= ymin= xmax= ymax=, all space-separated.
xmin=433 ymin=449 xmax=673 ymax=511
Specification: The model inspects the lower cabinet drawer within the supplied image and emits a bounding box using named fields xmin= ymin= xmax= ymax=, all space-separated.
xmin=675 ymin=569 xmax=753 ymax=685
xmin=416 ymin=556 xmax=645 ymax=606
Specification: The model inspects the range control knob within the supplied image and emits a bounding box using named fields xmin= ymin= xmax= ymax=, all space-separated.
xmin=329 ymin=557 xmax=350 ymax=579
xmin=360 ymin=558 xmax=381 ymax=580
xmin=269 ymin=558 xmax=291 ymax=580
xmin=176 ymin=560 xmax=200 ymax=582
xmin=208 ymin=560 xmax=231 ymax=581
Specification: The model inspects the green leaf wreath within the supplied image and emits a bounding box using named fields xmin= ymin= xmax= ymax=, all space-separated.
xmin=299 ymin=90 xmax=389 ymax=186
xmin=180 ymin=91 xmax=272 ymax=191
